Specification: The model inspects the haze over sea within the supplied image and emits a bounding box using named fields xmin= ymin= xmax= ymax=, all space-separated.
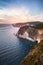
xmin=0 ymin=25 xmax=37 ymax=65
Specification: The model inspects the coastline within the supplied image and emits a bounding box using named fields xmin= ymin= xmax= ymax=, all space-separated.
xmin=16 ymin=34 xmax=40 ymax=43
xmin=20 ymin=40 xmax=43 ymax=65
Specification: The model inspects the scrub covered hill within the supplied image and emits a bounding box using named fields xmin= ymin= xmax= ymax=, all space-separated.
xmin=34 ymin=22 xmax=43 ymax=29
xmin=20 ymin=40 xmax=43 ymax=65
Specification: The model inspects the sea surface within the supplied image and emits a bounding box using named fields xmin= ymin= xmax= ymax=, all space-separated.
xmin=0 ymin=25 xmax=37 ymax=65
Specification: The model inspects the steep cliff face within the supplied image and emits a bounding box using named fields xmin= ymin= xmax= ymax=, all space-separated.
xmin=20 ymin=40 xmax=43 ymax=65
xmin=17 ymin=26 xmax=40 ymax=42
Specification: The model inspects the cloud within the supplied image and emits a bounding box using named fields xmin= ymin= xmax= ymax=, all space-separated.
xmin=0 ymin=7 xmax=43 ymax=24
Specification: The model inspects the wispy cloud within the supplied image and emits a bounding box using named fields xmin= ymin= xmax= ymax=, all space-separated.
xmin=0 ymin=7 xmax=43 ymax=24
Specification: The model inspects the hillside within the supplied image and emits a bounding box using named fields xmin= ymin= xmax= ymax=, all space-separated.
xmin=12 ymin=22 xmax=43 ymax=27
xmin=34 ymin=23 xmax=43 ymax=29
xmin=20 ymin=40 xmax=43 ymax=65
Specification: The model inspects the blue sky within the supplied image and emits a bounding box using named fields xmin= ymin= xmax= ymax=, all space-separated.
xmin=0 ymin=0 xmax=43 ymax=15
xmin=0 ymin=0 xmax=43 ymax=23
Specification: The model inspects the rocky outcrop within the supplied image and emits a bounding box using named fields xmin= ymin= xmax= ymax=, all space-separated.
xmin=17 ymin=26 xmax=40 ymax=43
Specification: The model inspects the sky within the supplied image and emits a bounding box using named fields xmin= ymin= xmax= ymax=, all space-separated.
xmin=0 ymin=0 xmax=43 ymax=24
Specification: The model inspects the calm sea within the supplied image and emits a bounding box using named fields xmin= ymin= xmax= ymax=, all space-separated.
xmin=0 ymin=25 xmax=37 ymax=65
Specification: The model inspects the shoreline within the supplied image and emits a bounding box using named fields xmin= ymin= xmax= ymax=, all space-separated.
xmin=20 ymin=40 xmax=43 ymax=65
xmin=16 ymin=34 xmax=40 ymax=43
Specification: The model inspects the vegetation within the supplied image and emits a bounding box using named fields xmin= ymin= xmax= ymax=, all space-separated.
xmin=20 ymin=40 xmax=43 ymax=65
xmin=35 ymin=23 xmax=43 ymax=29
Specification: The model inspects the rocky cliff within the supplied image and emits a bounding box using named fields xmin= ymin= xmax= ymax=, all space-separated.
xmin=17 ymin=26 xmax=40 ymax=43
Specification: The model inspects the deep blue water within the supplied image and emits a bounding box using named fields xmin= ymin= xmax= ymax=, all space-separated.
xmin=0 ymin=25 xmax=37 ymax=65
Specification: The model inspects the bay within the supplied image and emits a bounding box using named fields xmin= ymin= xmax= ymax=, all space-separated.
xmin=0 ymin=25 xmax=37 ymax=65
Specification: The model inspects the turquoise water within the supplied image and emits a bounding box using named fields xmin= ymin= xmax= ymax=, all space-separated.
xmin=0 ymin=25 xmax=37 ymax=65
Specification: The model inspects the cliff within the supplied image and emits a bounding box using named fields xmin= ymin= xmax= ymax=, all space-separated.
xmin=17 ymin=26 xmax=40 ymax=43
xmin=16 ymin=22 xmax=43 ymax=42
xmin=20 ymin=40 xmax=43 ymax=65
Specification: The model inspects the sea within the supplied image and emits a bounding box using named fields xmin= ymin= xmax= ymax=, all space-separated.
xmin=0 ymin=25 xmax=37 ymax=65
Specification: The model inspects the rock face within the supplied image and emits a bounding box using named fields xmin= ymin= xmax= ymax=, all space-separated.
xmin=17 ymin=26 xmax=40 ymax=42
xmin=20 ymin=40 xmax=43 ymax=65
